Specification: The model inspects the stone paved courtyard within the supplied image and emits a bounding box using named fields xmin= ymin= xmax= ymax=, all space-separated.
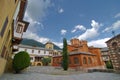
xmin=0 ymin=66 xmax=120 ymax=80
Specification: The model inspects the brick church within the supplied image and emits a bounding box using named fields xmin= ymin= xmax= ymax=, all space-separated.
xmin=52 ymin=38 xmax=104 ymax=69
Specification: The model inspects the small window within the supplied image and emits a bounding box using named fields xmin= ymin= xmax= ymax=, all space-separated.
xmin=15 ymin=0 xmax=17 ymax=3
xmin=16 ymin=24 xmax=23 ymax=33
xmin=1 ymin=46 xmax=6 ymax=58
xmin=25 ymin=48 xmax=27 ymax=51
xmin=49 ymin=47 xmax=52 ymax=49
xmin=38 ymin=50 xmax=40 ymax=53
xmin=0 ymin=17 xmax=8 ymax=37
xmin=74 ymin=57 xmax=79 ymax=64
xmin=44 ymin=51 xmax=46 ymax=54
xmin=30 ymin=57 xmax=33 ymax=60
xmin=32 ymin=50 xmax=34 ymax=53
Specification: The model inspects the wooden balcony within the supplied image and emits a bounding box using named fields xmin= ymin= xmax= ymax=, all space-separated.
xmin=12 ymin=20 xmax=29 ymax=45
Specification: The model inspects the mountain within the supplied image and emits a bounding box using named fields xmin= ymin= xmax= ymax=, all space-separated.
xmin=53 ymin=44 xmax=62 ymax=50
xmin=21 ymin=38 xmax=61 ymax=50
xmin=21 ymin=38 xmax=45 ymax=47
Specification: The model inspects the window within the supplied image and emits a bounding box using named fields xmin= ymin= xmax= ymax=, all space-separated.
xmin=32 ymin=49 xmax=34 ymax=53
xmin=83 ymin=57 xmax=87 ymax=64
xmin=5 ymin=51 xmax=8 ymax=59
xmin=30 ymin=57 xmax=33 ymax=60
xmin=7 ymin=30 xmax=10 ymax=40
xmin=25 ymin=48 xmax=27 ymax=51
xmin=15 ymin=0 xmax=17 ymax=3
xmin=0 ymin=17 xmax=8 ymax=37
xmin=44 ymin=50 xmax=46 ymax=54
xmin=106 ymin=56 xmax=108 ymax=59
xmin=69 ymin=58 xmax=71 ymax=64
xmin=38 ymin=50 xmax=40 ymax=53
xmin=74 ymin=57 xmax=79 ymax=64
xmin=16 ymin=24 xmax=23 ymax=33
xmin=88 ymin=57 xmax=92 ymax=64
xmin=49 ymin=47 xmax=52 ymax=49
xmin=1 ymin=46 xmax=6 ymax=58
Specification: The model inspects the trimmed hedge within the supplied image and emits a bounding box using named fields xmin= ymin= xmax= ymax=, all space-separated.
xmin=13 ymin=51 xmax=30 ymax=73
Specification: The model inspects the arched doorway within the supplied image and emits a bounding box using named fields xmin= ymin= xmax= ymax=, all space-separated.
xmin=37 ymin=62 xmax=42 ymax=66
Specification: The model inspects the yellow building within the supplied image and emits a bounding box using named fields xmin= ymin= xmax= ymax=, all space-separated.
xmin=0 ymin=0 xmax=29 ymax=76
xmin=45 ymin=41 xmax=54 ymax=49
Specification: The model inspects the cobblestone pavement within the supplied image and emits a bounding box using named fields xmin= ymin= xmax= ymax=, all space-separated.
xmin=0 ymin=66 xmax=120 ymax=80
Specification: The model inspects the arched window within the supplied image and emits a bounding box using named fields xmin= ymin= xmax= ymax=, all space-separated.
xmin=74 ymin=57 xmax=79 ymax=64
xmin=69 ymin=58 xmax=71 ymax=64
xmin=83 ymin=57 xmax=87 ymax=64
xmin=88 ymin=57 xmax=92 ymax=64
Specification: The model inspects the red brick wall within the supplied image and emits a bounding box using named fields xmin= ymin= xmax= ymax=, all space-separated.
xmin=52 ymin=54 xmax=102 ymax=68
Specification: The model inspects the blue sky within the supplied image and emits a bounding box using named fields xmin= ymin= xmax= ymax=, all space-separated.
xmin=23 ymin=0 xmax=120 ymax=48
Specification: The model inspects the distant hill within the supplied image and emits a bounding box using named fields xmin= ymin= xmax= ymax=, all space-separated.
xmin=21 ymin=38 xmax=45 ymax=47
xmin=53 ymin=44 xmax=62 ymax=50
xmin=21 ymin=38 xmax=62 ymax=50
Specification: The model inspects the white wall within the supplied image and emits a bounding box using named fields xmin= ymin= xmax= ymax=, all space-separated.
xmin=18 ymin=47 xmax=51 ymax=56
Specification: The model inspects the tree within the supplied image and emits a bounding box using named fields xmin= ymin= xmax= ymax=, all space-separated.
xmin=13 ymin=51 xmax=30 ymax=73
xmin=62 ymin=38 xmax=69 ymax=70
xmin=42 ymin=57 xmax=51 ymax=66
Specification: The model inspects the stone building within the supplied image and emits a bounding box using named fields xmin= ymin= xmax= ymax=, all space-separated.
xmin=0 ymin=0 xmax=29 ymax=76
xmin=101 ymin=47 xmax=111 ymax=64
xmin=106 ymin=34 xmax=120 ymax=73
xmin=52 ymin=38 xmax=105 ymax=69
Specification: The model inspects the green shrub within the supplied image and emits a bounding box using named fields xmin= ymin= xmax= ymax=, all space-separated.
xmin=106 ymin=60 xmax=113 ymax=69
xmin=42 ymin=57 xmax=51 ymax=66
xmin=13 ymin=51 xmax=30 ymax=73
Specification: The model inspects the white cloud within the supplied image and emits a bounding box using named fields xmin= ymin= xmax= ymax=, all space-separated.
xmin=26 ymin=0 xmax=52 ymax=21
xmin=24 ymin=12 xmax=44 ymax=32
xmin=54 ymin=42 xmax=63 ymax=48
xmin=24 ymin=0 xmax=52 ymax=33
xmin=61 ymin=29 xmax=67 ymax=35
xmin=88 ymin=37 xmax=110 ymax=48
xmin=114 ymin=13 xmax=120 ymax=18
xmin=103 ymin=20 xmax=120 ymax=32
xmin=77 ymin=20 xmax=102 ymax=40
xmin=58 ymin=8 xmax=64 ymax=13
xmin=71 ymin=25 xmax=86 ymax=33
xmin=23 ymin=31 xmax=49 ymax=44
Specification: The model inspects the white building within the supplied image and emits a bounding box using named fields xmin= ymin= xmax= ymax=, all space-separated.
xmin=16 ymin=43 xmax=62 ymax=66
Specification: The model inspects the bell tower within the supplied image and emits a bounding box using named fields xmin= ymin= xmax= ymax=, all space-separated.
xmin=45 ymin=41 xmax=54 ymax=49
